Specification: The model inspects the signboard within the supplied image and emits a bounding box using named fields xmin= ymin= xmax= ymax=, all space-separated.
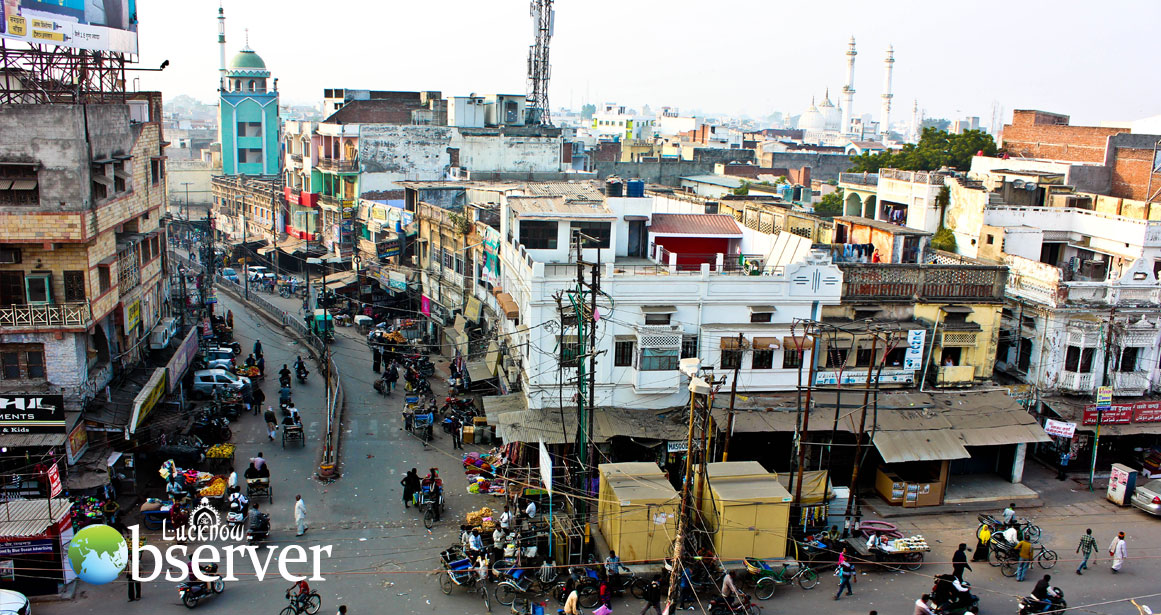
xmin=128 ymin=368 xmax=166 ymax=434
xmin=903 ymin=329 xmax=926 ymax=370
xmin=0 ymin=0 xmax=139 ymax=54
xmin=378 ymin=239 xmax=401 ymax=259
xmin=1097 ymin=386 xmax=1113 ymax=406
xmin=388 ymin=272 xmax=407 ymax=292
xmin=46 ymin=462 xmax=62 ymax=498
xmin=165 ymin=327 xmax=199 ymax=394
xmin=538 ymin=440 xmax=553 ymax=495
xmin=0 ymin=395 xmax=65 ymax=434
xmin=0 ymin=560 xmax=12 ymax=581
xmin=465 ymin=296 xmax=483 ymax=322
xmin=1132 ymin=401 xmax=1161 ymax=423
xmin=65 ymin=419 xmax=88 ymax=464
xmin=1082 ymin=404 xmax=1133 ymax=425
xmin=124 ymin=299 xmax=141 ymax=331
xmin=420 ymin=295 xmax=431 ymax=318
xmin=0 ymin=539 xmax=54 ymax=557
xmin=1044 ymin=418 xmax=1077 ymax=439
xmin=667 ymin=440 xmax=688 ymax=453
xmin=815 ymin=369 xmax=916 ymax=386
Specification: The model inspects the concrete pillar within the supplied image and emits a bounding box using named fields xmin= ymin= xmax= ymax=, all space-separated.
xmin=715 ymin=253 xmax=724 ymax=271
xmin=667 ymin=252 xmax=677 ymax=273
xmin=1010 ymin=443 xmax=1027 ymax=483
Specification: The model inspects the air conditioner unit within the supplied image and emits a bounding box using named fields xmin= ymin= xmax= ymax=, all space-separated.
xmin=0 ymin=248 xmax=21 ymax=264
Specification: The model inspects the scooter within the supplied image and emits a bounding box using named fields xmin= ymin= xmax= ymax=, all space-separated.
xmin=226 ymin=499 xmax=247 ymax=530
xmin=190 ymin=412 xmax=232 ymax=444
xmin=247 ymin=512 xmax=271 ymax=544
xmin=1018 ymin=588 xmax=1066 ymax=615
xmin=177 ymin=563 xmax=225 ymax=609
xmin=296 ymin=365 xmax=309 ymax=384
xmin=279 ymin=373 xmax=292 ymax=389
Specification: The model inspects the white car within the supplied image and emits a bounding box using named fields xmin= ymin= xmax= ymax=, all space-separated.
xmin=0 ymin=590 xmax=29 ymax=615
xmin=199 ymin=347 xmax=236 ymax=370
xmin=247 ymin=266 xmax=275 ymax=281
xmin=191 ymin=368 xmax=250 ymax=399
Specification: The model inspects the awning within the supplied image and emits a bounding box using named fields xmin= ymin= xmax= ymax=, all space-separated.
xmin=0 ymin=181 xmax=11 ymax=190
xmin=0 ymin=498 xmax=72 ymax=538
xmin=721 ymin=337 xmax=743 ymax=349
xmin=278 ymin=238 xmax=307 ymax=254
xmin=467 ymin=360 xmax=495 ymax=383
xmin=0 ymin=432 xmax=66 ymax=448
xmin=873 ymin=430 xmax=970 ymax=464
xmin=752 ymin=337 xmax=780 ymax=350
xmin=92 ymin=174 xmax=112 ymax=185
xmin=482 ymin=393 xmax=527 ymax=424
xmin=593 ymin=408 xmax=690 ymax=442
xmin=783 ymin=336 xmax=814 ymax=350
xmin=641 ymin=305 xmax=677 ymax=313
xmin=493 ymin=408 xmax=577 ymax=445
xmin=323 ymin=272 xmax=358 ymax=290
xmin=958 ymin=424 xmax=1051 ymax=447
xmin=941 ymin=305 xmax=974 ymax=314
xmin=749 ymin=306 xmax=777 ymax=313
xmin=256 ymin=244 xmax=276 ymax=256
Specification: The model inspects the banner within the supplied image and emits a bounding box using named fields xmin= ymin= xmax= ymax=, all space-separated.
xmin=1043 ymin=418 xmax=1076 ymax=439
xmin=465 ymin=296 xmax=482 ymax=322
xmin=124 ymin=298 xmax=141 ymax=331
xmin=128 ymin=368 xmax=166 ymax=434
xmin=420 ymin=295 xmax=431 ymax=318
xmin=47 ymin=462 xmax=62 ymax=497
xmin=165 ymin=327 xmax=198 ymax=393
xmin=1082 ymin=404 xmax=1133 ymax=425
xmin=903 ymin=329 xmax=926 ymax=370
xmin=0 ymin=395 xmax=65 ymax=434
xmin=0 ymin=0 xmax=139 ymax=54
xmin=538 ymin=440 xmax=553 ymax=495
xmin=66 ymin=419 xmax=88 ymax=464
xmin=0 ymin=539 xmax=54 ymax=556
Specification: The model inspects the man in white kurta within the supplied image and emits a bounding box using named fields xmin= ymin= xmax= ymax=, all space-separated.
xmin=295 ymin=494 xmax=309 ymax=536
xmin=1109 ymin=532 xmax=1127 ymax=573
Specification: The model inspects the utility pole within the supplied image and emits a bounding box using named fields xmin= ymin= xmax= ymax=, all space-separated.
xmin=1090 ymin=305 xmax=1117 ymax=489
xmin=665 ymin=379 xmax=702 ymax=614
xmin=181 ymin=182 xmax=193 ymax=222
xmin=721 ymin=332 xmax=743 ymax=461
xmin=793 ymin=323 xmax=820 ymax=509
xmin=844 ymin=329 xmax=879 ymax=536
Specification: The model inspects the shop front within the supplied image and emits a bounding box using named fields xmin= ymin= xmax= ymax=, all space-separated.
xmin=0 ymin=498 xmax=73 ymax=596
xmin=1042 ymin=397 xmax=1161 ymax=476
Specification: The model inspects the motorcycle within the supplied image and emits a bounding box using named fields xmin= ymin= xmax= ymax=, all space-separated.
xmin=226 ymin=498 xmax=247 ymax=530
xmin=399 ymin=354 xmax=435 ymax=377
xmin=708 ymin=593 xmax=760 ymax=615
xmin=247 ymin=511 xmax=271 ymax=544
xmin=296 ymin=365 xmax=309 ymax=384
xmin=177 ymin=563 xmax=225 ymax=609
xmin=279 ymin=373 xmax=292 ymax=389
xmin=1018 ymin=588 xmax=1066 ymax=615
xmin=439 ymin=396 xmax=476 ymax=415
xmin=930 ymin=575 xmax=980 ymax=615
xmin=190 ymin=412 xmax=231 ymax=443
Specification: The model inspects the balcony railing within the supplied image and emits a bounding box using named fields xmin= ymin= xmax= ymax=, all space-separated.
xmin=1112 ymin=371 xmax=1150 ymax=394
xmin=1058 ymin=370 xmax=1095 ymax=394
xmin=0 ymin=301 xmax=92 ymax=329
xmin=936 ymin=365 xmax=976 ymax=387
xmin=316 ymin=158 xmax=358 ymax=173
xmin=839 ymin=172 xmax=879 ymax=187
xmin=840 ymin=264 xmax=1008 ymax=302
xmin=879 ymin=168 xmax=947 ymax=185
xmin=290 ymin=153 xmax=303 ymax=164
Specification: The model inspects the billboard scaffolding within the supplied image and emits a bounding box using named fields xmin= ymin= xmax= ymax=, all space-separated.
xmin=0 ymin=38 xmax=126 ymax=104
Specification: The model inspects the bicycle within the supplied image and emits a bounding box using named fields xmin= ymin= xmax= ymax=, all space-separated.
xmin=1000 ymin=545 xmax=1058 ymax=577
xmin=744 ymin=558 xmax=818 ymax=600
xmin=438 ymin=551 xmax=491 ymax=612
xmin=279 ymin=589 xmax=321 ymax=615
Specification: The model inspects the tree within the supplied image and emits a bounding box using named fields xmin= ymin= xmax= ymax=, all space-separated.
xmin=931 ymin=226 xmax=957 ymax=252
xmin=815 ymin=187 xmax=844 ymax=217
xmin=580 ymin=104 xmax=596 ymax=120
xmin=846 ymin=128 xmax=998 ymax=173
xmin=732 ymin=181 xmax=751 ymax=196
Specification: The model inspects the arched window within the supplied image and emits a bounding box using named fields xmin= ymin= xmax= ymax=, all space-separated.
xmin=248 ymin=80 xmax=255 ymax=92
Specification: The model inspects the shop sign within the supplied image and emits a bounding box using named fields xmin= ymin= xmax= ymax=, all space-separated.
xmin=815 ymin=369 xmax=915 ymax=386
xmin=130 ymin=369 xmax=167 ymax=433
xmin=388 ymin=272 xmax=408 ymax=292
xmin=166 ymin=328 xmax=199 ymax=394
xmin=124 ymin=299 xmax=141 ymax=332
xmin=1043 ymin=419 xmax=1076 ymax=439
xmin=902 ymin=330 xmax=926 ymax=370
xmin=667 ymin=441 xmax=688 ymax=453
xmin=1082 ymin=404 xmax=1133 ymax=425
xmin=1096 ymin=386 xmax=1113 ymax=406
xmin=66 ymin=420 xmax=89 ymax=464
xmin=1132 ymin=401 xmax=1161 ymax=423
xmin=465 ymin=296 xmax=483 ymax=322
xmin=0 ymin=395 xmax=66 ymax=434
xmin=0 ymin=539 xmax=54 ymax=556
xmin=420 ymin=295 xmax=431 ymax=318
xmin=47 ymin=462 xmax=62 ymax=498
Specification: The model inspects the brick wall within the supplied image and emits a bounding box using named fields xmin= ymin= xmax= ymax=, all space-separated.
xmin=1111 ymin=147 xmax=1153 ymax=200
xmin=1000 ymin=110 xmax=1122 ymax=163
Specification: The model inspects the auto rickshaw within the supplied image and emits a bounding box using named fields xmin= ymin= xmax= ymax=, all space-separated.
xmin=309 ymin=309 xmax=335 ymax=343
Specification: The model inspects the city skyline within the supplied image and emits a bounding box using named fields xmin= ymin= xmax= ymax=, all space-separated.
xmin=136 ymin=0 xmax=1160 ymax=126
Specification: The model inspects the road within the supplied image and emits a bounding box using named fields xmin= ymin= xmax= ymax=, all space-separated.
xmin=40 ymin=282 xmax=1161 ymax=615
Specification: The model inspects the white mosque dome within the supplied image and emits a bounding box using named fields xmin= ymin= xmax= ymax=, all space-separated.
xmin=800 ymin=100 xmax=826 ymax=131
xmin=817 ymin=90 xmax=842 ymax=131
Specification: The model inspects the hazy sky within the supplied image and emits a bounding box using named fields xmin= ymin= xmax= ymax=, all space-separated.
xmin=136 ymin=0 xmax=1159 ymax=125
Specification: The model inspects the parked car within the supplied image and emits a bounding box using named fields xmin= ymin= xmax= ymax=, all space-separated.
xmin=1130 ymin=478 xmax=1161 ymax=516
xmin=191 ymin=368 xmax=250 ymax=399
xmin=0 ymin=589 xmax=29 ymax=615
xmin=247 ymin=266 xmax=275 ymax=281
xmin=221 ymin=267 xmax=239 ymax=283
xmin=199 ymin=347 xmax=236 ymax=370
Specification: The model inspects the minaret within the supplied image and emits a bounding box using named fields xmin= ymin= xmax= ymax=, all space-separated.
xmin=879 ymin=45 xmax=894 ymax=140
xmin=217 ymin=3 xmax=227 ymax=92
xmin=910 ymin=99 xmax=919 ymax=143
xmin=841 ymin=36 xmax=856 ymax=136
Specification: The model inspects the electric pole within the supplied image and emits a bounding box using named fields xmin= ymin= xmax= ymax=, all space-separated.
xmin=1090 ymin=306 xmax=1117 ymax=489
xmin=844 ymin=328 xmax=880 ymax=536
xmin=721 ymin=332 xmax=743 ymax=461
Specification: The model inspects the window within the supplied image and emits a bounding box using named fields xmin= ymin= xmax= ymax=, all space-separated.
xmin=644 ymin=313 xmax=671 ymax=326
xmin=1064 ymin=345 xmax=1095 ymax=373
xmin=112 ymin=161 xmax=126 ymax=193
xmin=614 ymin=339 xmax=636 ymax=367
xmin=986 ymin=234 xmax=994 ymax=245
xmin=681 ymin=335 xmax=699 ymax=359
xmin=570 ymin=222 xmax=612 ymax=249
xmin=63 ymin=271 xmax=86 ymax=302
xmin=1120 ymin=347 xmax=1142 ymax=372
xmin=752 ymin=348 xmax=774 ymax=370
xmin=520 ymin=221 xmax=558 ymax=250
xmin=0 ymin=163 xmax=39 ymax=206
xmin=1017 ymin=337 xmax=1033 ymax=373
xmin=855 ymin=346 xmax=875 ymax=367
xmin=640 ymin=347 xmax=678 ymax=371
xmin=783 ymin=349 xmax=803 ymax=369
xmin=721 ymin=348 xmax=743 ymax=370
xmin=24 ymin=273 xmax=50 ymax=304
xmin=750 ymin=311 xmax=773 ymax=323
xmin=0 ymin=271 xmax=22 ymax=306
xmin=0 ymin=344 xmax=46 ymax=380
xmin=98 ymin=266 xmax=111 ymax=293
xmin=884 ymin=346 xmax=906 ymax=367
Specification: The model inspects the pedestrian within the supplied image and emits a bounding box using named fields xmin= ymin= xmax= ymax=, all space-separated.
xmin=1076 ymin=528 xmax=1096 ymax=574
xmin=639 ymin=576 xmax=661 ymax=615
xmin=1015 ymin=537 xmax=1033 ymax=582
xmin=1001 ymin=502 xmax=1017 ymax=527
xmin=294 ymin=494 xmax=308 ymax=536
xmin=126 ymin=566 xmax=141 ymax=602
xmin=1109 ymin=531 xmax=1126 ymax=573
xmin=264 ymin=407 xmax=278 ymax=441
xmin=252 ymin=387 xmax=265 ymax=415
xmin=372 ymin=347 xmax=382 ymax=373
xmin=597 ymin=570 xmax=611 ymax=609
xmin=1058 ymin=449 xmax=1071 ymax=480
xmin=386 ymin=362 xmax=399 ymax=393
xmin=246 ymin=353 xmax=256 ymax=368
xmin=256 ymin=353 xmax=265 ymax=376
xmin=450 ymin=415 xmax=463 ymax=450
xmin=952 ymin=542 xmax=972 ymax=581
xmin=401 ymin=468 xmax=420 ymax=509
xmin=254 ymin=339 xmax=263 ymax=357
xmin=834 ymin=560 xmax=855 ymax=600
xmin=499 ymin=506 xmax=511 ymax=531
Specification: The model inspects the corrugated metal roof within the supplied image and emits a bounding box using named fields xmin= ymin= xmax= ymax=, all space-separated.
xmin=493 ymin=408 xmax=577 ymax=445
xmin=649 ymin=214 xmax=742 ymax=237
xmin=522 ymin=181 xmax=605 ymax=200
xmin=481 ymin=393 xmax=526 ymax=424
xmin=0 ymin=433 xmax=65 ymax=447
xmin=0 ymin=498 xmax=71 ymax=538
xmin=873 ymin=430 xmax=970 ymax=463
xmin=593 ymin=409 xmax=689 ymax=442
xmin=509 ymin=196 xmax=613 ymax=218
xmin=680 ymin=175 xmax=746 ymax=189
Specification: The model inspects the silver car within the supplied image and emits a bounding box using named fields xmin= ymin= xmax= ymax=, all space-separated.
xmin=1130 ymin=478 xmax=1161 ymax=516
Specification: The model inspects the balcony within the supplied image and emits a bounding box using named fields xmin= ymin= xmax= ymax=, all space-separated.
xmin=879 ymin=168 xmax=947 ymax=185
xmin=840 ymin=264 xmax=1007 ymax=303
xmin=1113 ymin=371 xmax=1150 ymax=396
xmin=839 ymin=172 xmax=879 ymax=187
xmin=316 ymin=157 xmax=358 ymax=173
xmin=290 ymin=153 xmax=303 ymax=164
xmin=1058 ymin=371 xmax=1095 ymax=394
xmin=936 ymin=365 xmax=976 ymax=387
xmin=0 ymin=301 xmax=92 ymax=329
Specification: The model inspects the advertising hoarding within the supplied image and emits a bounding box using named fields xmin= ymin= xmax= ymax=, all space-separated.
xmin=1 ymin=0 xmax=139 ymax=54
xmin=0 ymin=394 xmax=65 ymax=434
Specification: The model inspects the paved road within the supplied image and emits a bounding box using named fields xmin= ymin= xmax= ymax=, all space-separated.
xmin=40 ymin=281 xmax=1161 ymax=615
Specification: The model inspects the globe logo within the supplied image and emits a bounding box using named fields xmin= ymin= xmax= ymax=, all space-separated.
xmin=67 ymin=524 xmax=129 ymax=585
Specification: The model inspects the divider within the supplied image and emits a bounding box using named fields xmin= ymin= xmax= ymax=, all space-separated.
xmin=171 ymin=251 xmax=344 ymax=477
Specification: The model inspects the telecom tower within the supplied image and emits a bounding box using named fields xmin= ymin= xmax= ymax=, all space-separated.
xmin=841 ymin=36 xmax=856 ymax=136
xmin=527 ymin=0 xmax=555 ymax=126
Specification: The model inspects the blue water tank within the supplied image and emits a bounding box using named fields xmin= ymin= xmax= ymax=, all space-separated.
xmin=626 ymin=179 xmax=645 ymax=198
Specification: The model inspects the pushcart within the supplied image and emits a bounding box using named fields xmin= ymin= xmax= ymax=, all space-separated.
xmin=844 ymin=534 xmax=929 ymax=571
xmin=283 ymin=423 xmax=305 ymax=448
xmin=246 ymin=477 xmax=273 ymax=504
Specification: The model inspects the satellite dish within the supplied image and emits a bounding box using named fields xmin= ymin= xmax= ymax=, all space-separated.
xmin=1012 ymin=179 xmax=1025 ymax=188
xmin=1025 ymin=183 xmax=1037 ymax=191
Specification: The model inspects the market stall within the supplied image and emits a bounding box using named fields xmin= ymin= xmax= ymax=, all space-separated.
xmin=597 ymin=463 xmax=679 ymax=564
xmin=698 ymin=462 xmax=792 ymax=561
xmin=0 ymin=498 xmax=73 ymax=596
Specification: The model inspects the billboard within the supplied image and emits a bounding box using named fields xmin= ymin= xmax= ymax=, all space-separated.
xmin=0 ymin=394 xmax=65 ymax=434
xmin=1 ymin=0 xmax=139 ymax=54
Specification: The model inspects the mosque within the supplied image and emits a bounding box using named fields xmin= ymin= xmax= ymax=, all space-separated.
xmin=795 ymin=37 xmax=897 ymax=147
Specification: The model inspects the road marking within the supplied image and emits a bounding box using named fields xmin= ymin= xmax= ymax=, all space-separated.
xmin=368 ymin=419 xmax=378 ymax=436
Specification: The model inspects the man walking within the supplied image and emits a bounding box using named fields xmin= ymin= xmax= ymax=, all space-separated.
xmin=450 ymin=415 xmax=463 ymax=450
xmin=639 ymin=576 xmax=661 ymax=615
xmin=1109 ymin=531 xmax=1126 ymax=573
xmin=264 ymin=406 xmax=278 ymax=441
xmin=385 ymin=362 xmax=399 ymax=394
xmin=1076 ymin=528 xmax=1096 ymax=574
xmin=1057 ymin=449 xmax=1071 ymax=480
xmin=401 ymin=468 xmax=420 ymax=509
xmin=834 ymin=560 xmax=856 ymax=600
xmin=1015 ymin=537 xmax=1033 ymax=582
xmin=952 ymin=543 xmax=972 ymax=581
xmin=294 ymin=494 xmax=308 ymax=537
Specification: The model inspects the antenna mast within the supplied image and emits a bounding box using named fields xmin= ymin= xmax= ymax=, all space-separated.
xmin=527 ymin=0 xmax=554 ymax=126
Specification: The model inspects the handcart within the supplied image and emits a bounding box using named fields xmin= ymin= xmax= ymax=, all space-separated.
xmin=246 ymin=477 xmax=273 ymax=504
xmin=844 ymin=533 xmax=929 ymax=571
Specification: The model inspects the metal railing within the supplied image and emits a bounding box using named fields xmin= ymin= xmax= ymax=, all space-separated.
xmin=0 ymin=301 xmax=92 ymax=328
xmin=839 ymin=172 xmax=879 ymax=186
xmin=171 ymin=250 xmax=343 ymax=476
xmin=316 ymin=158 xmax=358 ymax=173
